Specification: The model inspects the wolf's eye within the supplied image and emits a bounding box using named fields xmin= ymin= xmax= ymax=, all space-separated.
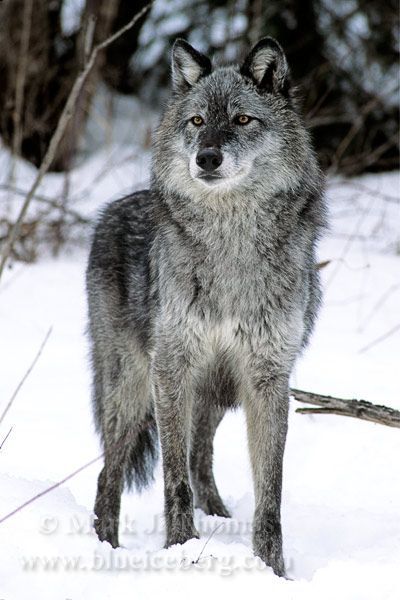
xmin=235 ymin=115 xmax=252 ymax=125
xmin=191 ymin=116 xmax=204 ymax=126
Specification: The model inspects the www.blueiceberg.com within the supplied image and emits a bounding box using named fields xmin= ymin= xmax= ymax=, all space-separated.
xmin=21 ymin=551 xmax=269 ymax=576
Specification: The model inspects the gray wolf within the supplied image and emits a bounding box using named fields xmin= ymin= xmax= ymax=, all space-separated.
xmin=86 ymin=37 xmax=326 ymax=577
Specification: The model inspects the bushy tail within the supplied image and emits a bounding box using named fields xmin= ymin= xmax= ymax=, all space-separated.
xmin=124 ymin=411 xmax=159 ymax=492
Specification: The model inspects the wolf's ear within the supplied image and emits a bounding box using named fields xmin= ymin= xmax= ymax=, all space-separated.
xmin=171 ymin=39 xmax=212 ymax=92
xmin=241 ymin=37 xmax=290 ymax=95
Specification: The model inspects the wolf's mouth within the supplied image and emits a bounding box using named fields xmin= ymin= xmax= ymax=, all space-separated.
xmin=197 ymin=174 xmax=223 ymax=183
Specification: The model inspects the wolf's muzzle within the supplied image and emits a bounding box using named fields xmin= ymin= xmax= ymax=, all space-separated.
xmin=196 ymin=147 xmax=223 ymax=172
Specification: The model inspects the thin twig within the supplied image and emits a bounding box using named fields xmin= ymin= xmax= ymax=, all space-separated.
xmin=359 ymin=323 xmax=400 ymax=354
xmin=0 ymin=327 xmax=52 ymax=426
xmin=0 ymin=426 xmax=13 ymax=451
xmin=340 ymin=132 xmax=399 ymax=174
xmin=192 ymin=523 xmax=224 ymax=564
xmin=0 ymin=418 xmax=154 ymax=524
xmin=358 ymin=283 xmax=400 ymax=332
xmin=291 ymin=388 xmax=400 ymax=428
xmin=324 ymin=195 xmax=374 ymax=291
xmin=315 ymin=259 xmax=331 ymax=270
xmin=0 ymin=185 xmax=90 ymax=225
xmin=0 ymin=2 xmax=152 ymax=280
xmin=0 ymin=453 xmax=102 ymax=525
xmin=330 ymin=97 xmax=380 ymax=173
xmin=328 ymin=180 xmax=400 ymax=204
xmin=70 ymin=150 xmax=142 ymax=202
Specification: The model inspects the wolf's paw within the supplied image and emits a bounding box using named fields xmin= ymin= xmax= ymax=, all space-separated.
xmin=256 ymin=546 xmax=285 ymax=578
xmin=196 ymin=494 xmax=231 ymax=518
xmin=253 ymin=518 xmax=285 ymax=577
xmin=94 ymin=515 xmax=119 ymax=549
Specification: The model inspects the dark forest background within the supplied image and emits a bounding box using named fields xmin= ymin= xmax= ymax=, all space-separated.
xmin=0 ymin=0 xmax=398 ymax=176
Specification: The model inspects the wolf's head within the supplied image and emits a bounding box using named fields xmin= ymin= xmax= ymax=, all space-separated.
xmin=153 ymin=38 xmax=316 ymax=203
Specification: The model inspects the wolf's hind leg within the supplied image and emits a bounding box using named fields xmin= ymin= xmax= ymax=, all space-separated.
xmin=94 ymin=349 xmax=156 ymax=548
xmin=94 ymin=417 xmax=157 ymax=547
xmin=94 ymin=424 xmax=129 ymax=548
xmin=190 ymin=404 xmax=230 ymax=518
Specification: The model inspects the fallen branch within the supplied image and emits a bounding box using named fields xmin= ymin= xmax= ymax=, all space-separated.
xmin=291 ymin=388 xmax=400 ymax=428
xmin=0 ymin=2 xmax=152 ymax=280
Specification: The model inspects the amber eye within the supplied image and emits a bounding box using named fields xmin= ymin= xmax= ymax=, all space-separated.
xmin=191 ymin=116 xmax=204 ymax=126
xmin=236 ymin=115 xmax=252 ymax=125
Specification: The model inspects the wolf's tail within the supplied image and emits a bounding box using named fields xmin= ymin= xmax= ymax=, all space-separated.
xmin=124 ymin=411 xmax=159 ymax=491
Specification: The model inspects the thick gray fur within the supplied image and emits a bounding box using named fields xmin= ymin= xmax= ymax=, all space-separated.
xmin=86 ymin=37 xmax=326 ymax=576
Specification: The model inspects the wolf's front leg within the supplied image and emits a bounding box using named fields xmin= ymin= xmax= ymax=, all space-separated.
xmin=244 ymin=362 xmax=289 ymax=577
xmin=190 ymin=404 xmax=230 ymax=518
xmin=152 ymin=349 xmax=199 ymax=547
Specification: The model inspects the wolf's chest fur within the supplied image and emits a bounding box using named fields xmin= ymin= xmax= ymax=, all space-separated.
xmin=156 ymin=206 xmax=305 ymax=375
xmin=159 ymin=197 xmax=302 ymax=314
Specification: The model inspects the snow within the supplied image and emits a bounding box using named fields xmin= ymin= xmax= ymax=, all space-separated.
xmin=61 ymin=0 xmax=85 ymax=36
xmin=0 ymin=105 xmax=399 ymax=598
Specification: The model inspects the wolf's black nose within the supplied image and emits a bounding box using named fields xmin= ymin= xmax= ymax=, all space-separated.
xmin=196 ymin=147 xmax=223 ymax=172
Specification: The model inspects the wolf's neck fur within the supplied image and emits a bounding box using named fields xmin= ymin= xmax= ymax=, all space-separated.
xmin=153 ymin=158 xmax=318 ymax=256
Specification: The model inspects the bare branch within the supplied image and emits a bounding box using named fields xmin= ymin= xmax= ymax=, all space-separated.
xmin=330 ymin=97 xmax=380 ymax=173
xmin=359 ymin=323 xmax=400 ymax=354
xmin=12 ymin=0 xmax=33 ymax=160
xmin=358 ymin=283 xmax=400 ymax=332
xmin=324 ymin=195 xmax=374 ymax=291
xmin=327 ymin=180 xmax=400 ymax=204
xmin=291 ymin=388 xmax=400 ymax=428
xmin=0 ymin=2 xmax=152 ymax=280
xmin=0 ymin=327 xmax=52 ymax=426
xmin=340 ymin=132 xmax=399 ymax=174
xmin=0 ymin=185 xmax=90 ymax=225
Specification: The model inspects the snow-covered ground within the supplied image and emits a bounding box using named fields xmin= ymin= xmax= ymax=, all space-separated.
xmin=0 ymin=105 xmax=399 ymax=599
